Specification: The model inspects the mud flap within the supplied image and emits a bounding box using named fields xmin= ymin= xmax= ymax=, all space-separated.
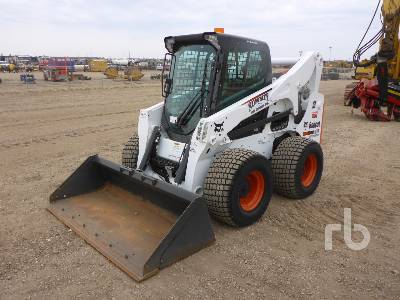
xmin=47 ymin=155 xmax=215 ymax=281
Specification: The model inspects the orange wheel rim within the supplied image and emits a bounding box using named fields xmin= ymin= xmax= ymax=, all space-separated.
xmin=240 ymin=170 xmax=265 ymax=212
xmin=301 ymin=154 xmax=318 ymax=188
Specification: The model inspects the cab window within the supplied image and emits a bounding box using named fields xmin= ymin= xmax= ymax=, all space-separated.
xmin=218 ymin=49 xmax=266 ymax=110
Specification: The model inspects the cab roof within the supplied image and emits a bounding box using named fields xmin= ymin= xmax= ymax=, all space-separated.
xmin=164 ymin=32 xmax=269 ymax=53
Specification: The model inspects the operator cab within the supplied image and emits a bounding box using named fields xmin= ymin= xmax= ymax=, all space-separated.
xmin=161 ymin=32 xmax=272 ymax=142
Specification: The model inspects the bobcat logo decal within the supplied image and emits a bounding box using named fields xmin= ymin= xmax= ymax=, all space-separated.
xmin=214 ymin=121 xmax=224 ymax=133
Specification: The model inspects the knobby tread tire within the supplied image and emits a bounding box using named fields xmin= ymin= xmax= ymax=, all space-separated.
xmin=272 ymin=136 xmax=323 ymax=199
xmin=121 ymin=134 xmax=139 ymax=169
xmin=203 ymin=148 xmax=271 ymax=227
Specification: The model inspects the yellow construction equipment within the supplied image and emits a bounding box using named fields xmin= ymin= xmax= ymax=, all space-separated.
xmin=344 ymin=0 xmax=400 ymax=121
xmin=353 ymin=62 xmax=375 ymax=80
xmin=104 ymin=66 xmax=144 ymax=81
xmin=125 ymin=66 xmax=144 ymax=81
xmin=89 ymin=59 xmax=108 ymax=72
xmin=104 ymin=67 xmax=119 ymax=79
xmin=324 ymin=60 xmax=353 ymax=69
xmin=9 ymin=63 xmax=16 ymax=72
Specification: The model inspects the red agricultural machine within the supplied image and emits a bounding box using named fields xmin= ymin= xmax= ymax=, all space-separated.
xmin=344 ymin=0 xmax=400 ymax=121
xmin=42 ymin=57 xmax=72 ymax=82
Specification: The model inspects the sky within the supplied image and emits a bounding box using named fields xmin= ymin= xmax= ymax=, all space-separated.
xmin=0 ymin=0 xmax=383 ymax=60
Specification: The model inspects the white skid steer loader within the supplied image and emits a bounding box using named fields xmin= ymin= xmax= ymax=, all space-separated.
xmin=48 ymin=32 xmax=324 ymax=281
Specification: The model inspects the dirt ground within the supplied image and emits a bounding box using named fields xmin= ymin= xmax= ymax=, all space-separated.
xmin=0 ymin=72 xmax=399 ymax=299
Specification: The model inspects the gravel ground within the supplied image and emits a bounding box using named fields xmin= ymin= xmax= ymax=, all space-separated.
xmin=0 ymin=72 xmax=399 ymax=299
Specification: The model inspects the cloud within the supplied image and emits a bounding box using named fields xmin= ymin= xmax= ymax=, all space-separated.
xmin=0 ymin=0 xmax=383 ymax=59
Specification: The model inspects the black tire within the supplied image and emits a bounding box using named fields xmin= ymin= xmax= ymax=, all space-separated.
xmin=203 ymin=149 xmax=273 ymax=227
xmin=121 ymin=134 xmax=139 ymax=169
xmin=272 ymin=136 xmax=323 ymax=199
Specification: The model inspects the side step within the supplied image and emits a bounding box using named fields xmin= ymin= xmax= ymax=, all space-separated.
xmin=47 ymin=155 xmax=215 ymax=281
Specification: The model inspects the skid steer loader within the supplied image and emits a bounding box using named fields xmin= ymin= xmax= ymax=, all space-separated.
xmin=48 ymin=32 xmax=325 ymax=281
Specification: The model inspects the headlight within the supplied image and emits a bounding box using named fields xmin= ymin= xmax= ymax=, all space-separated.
xmin=164 ymin=37 xmax=175 ymax=53
xmin=204 ymin=34 xmax=220 ymax=50
xmin=204 ymin=34 xmax=218 ymax=43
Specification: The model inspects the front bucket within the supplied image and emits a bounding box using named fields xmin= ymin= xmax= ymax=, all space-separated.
xmin=47 ymin=155 xmax=215 ymax=281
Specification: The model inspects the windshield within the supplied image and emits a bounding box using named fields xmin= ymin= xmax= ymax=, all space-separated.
xmin=164 ymin=44 xmax=216 ymax=135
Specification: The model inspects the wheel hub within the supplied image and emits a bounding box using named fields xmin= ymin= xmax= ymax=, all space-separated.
xmin=239 ymin=170 xmax=265 ymax=212
xmin=239 ymin=182 xmax=250 ymax=198
xmin=301 ymin=154 xmax=318 ymax=188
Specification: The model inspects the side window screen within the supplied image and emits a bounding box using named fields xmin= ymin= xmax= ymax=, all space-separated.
xmin=171 ymin=47 xmax=215 ymax=101
xmin=247 ymin=51 xmax=262 ymax=79
xmin=218 ymin=50 xmax=265 ymax=110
